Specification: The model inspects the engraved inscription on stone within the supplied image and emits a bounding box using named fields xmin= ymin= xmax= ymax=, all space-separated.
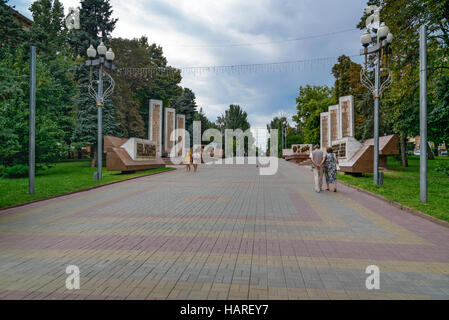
xmin=332 ymin=142 xmax=347 ymax=158
xmin=341 ymin=101 xmax=350 ymax=138
xmin=321 ymin=115 xmax=329 ymax=148
xmin=136 ymin=142 xmax=156 ymax=159
xmin=339 ymin=142 xmax=346 ymax=158
xmin=166 ymin=111 xmax=175 ymax=153
xmin=152 ymin=105 xmax=161 ymax=153
xmin=177 ymin=116 xmax=185 ymax=156
xmin=330 ymin=109 xmax=338 ymax=142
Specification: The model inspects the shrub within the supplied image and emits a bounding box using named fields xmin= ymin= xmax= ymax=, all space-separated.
xmin=0 ymin=165 xmax=4 ymax=177
xmin=435 ymin=162 xmax=449 ymax=177
xmin=3 ymin=164 xmax=28 ymax=178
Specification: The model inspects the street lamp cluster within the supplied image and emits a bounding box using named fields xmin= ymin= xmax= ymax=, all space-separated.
xmin=87 ymin=42 xmax=115 ymax=64
xmin=85 ymin=41 xmax=116 ymax=180
xmin=359 ymin=5 xmax=394 ymax=186
xmin=361 ymin=22 xmax=394 ymax=68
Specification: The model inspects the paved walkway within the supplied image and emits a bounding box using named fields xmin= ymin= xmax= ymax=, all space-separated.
xmin=0 ymin=160 xmax=448 ymax=300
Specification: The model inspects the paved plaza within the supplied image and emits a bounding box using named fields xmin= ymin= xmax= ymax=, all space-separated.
xmin=0 ymin=160 xmax=448 ymax=300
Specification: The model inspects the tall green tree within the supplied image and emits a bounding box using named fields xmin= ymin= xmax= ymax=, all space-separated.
xmin=0 ymin=0 xmax=27 ymax=57
xmin=172 ymin=88 xmax=197 ymax=144
xmin=332 ymin=55 xmax=358 ymax=99
xmin=358 ymin=0 xmax=449 ymax=165
xmin=332 ymin=55 xmax=373 ymax=141
xmin=68 ymin=0 xmax=117 ymax=56
xmin=266 ymin=116 xmax=288 ymax=157
xmin=216 ymin=104 xmax=250 ymax=131
xmin=293 ymin=85 xmax=336 ymax=145
xmin=109 ymin=37 xmax=182 ymax=139
xmin=109 ymin=37 xmax=150 ymax=138
xmin=70 ymin=0 xmax=118 ymax=166
xmin=0 ymin=49 xmax=66 ymax=168
xmin=27 ymin=0 xmax=77 ymax=149
xmin=216 ymin=104 xmax=252 ymax=156
xmin=194 ymin=107 xmax=216 ymax=143
xmin=135 ymin=39 xmax=182 ymax=135
xmin=429 ymin=73 xmax=449 ymax=146
xmin=29 ymin=0 xmax=66 ymax=58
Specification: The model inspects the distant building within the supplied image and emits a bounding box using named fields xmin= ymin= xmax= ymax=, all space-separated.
xmin=9 ymin=6 xmax=33 ymax=30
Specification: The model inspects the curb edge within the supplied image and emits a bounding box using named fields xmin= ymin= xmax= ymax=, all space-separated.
xmin=338 ymin=180 xmax=449 ymax=229
xmin=0 ymin=167 xmax=177 ymax=211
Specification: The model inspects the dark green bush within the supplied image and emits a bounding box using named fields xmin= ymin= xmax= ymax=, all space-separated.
xmin=3 ymin=164 xmax=28 ymax=178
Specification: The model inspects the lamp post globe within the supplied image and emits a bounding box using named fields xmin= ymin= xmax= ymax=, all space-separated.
xmin=106 ymin=48 xmax=115 ymax=61
xmin=86 ymin=45 xmax=96 ymax=59
xmin=97 ymin=41 xmax=107 ymax=57
xmin=361 ymin=30 xmax=372 ymax=47
xmin=386 ymin=32 xmax=394 ymax=44
xmin=378 ymin=22 xmax=389 ymax=40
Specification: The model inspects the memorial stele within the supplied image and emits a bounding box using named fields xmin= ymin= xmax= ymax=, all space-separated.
xmin=149 ymin=99 xmax=163 ymax=155
xmin=320 ymin=95 xmax=361 ymax=164
xmin=164 ymin=107 xmax=176 ymax=156
xmin=149 ymin=99 xmax=186 ymax=158
xmin=176 ymin=114 xmax=186 ymax=157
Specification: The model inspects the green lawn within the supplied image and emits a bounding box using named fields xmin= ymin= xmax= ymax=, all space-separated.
xmin=0 ymin=160 xmax=175 ymax=208
xmin=338 ymin=156 xmax=449 ymax=223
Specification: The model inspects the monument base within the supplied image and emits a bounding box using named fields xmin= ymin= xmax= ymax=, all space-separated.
xmin=104 ymin=136 xmax=166 ymax=173
xmin=338 ymin=134 xmax=399 ymax=173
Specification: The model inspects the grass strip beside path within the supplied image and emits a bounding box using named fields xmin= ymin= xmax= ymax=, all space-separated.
xmin=0 ymin=160 xmax=175 ymax=208
xmin=338 ymin=156 xmax=449 ymax=223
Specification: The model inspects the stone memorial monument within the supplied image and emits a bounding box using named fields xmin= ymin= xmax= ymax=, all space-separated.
xmin=331 ymin=95 xmax=361 ymax=164
xmin=283 ymin=144 xmax=313 ymax=165
xmin=320 ymin=112 xmax=329 ymax=149
xmin=176 ymin=114 xmax=186 ymax=156
xmin=339 ymin=95 xmax=354 ymax=139
xmin=149 ymin=99 xmax=163 ymax=155
xmin=319 ymin=95 xmax=398 ymax=173
xmin=104 ymin=136 xmax=165 ymax=172
xmin=328 ymin=104 xmax=340 ymax=143
xmin=164 ymin=107 xmax=176 ymax=156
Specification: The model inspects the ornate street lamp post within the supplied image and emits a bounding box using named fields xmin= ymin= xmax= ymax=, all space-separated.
xmin=85 ymin=41 xmax=116 ymax=181
xmin=360 ymin=5 xmax=394 ymax=186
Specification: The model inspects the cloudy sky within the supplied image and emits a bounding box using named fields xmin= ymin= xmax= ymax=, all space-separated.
xmin=11 ymin=0 xmax=367 ymax=148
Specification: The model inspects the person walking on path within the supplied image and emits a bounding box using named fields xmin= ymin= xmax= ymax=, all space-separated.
xmin=309 ymin=145 xmax=325 ymax=193
xmin=184 ymin=150 xmax=191 ymax=172
xmin=324 ymin=147 xmax=339 ymax=192
xmin=192 ymin=147 xmax=201 ymax=172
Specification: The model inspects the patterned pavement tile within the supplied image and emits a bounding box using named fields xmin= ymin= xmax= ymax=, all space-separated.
xmin=0 ymin=160 xmax=448 ymax=299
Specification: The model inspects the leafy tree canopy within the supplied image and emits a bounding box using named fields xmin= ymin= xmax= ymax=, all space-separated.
xmin=292 ymin=85 xmax=336 ymax=145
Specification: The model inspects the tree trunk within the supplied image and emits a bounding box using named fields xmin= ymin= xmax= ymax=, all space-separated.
xmin=427 ymin=142 xmax=435 ymax=160
xmin=400 ymin=133 xmax=408 ymax=167
xmin=91 ymin=149 xmax=97 ymax=168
